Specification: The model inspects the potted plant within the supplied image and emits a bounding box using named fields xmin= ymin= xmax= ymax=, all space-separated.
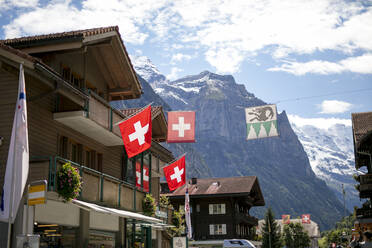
xmin=56 ymin=162 xmax=82 ymax=202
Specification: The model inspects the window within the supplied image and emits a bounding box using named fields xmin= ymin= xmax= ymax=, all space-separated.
xmin=196 ymin=204 xmax=200 ymax=213
xmin=209 ymin=204 xmax=226 ymax=215
xmin=97 ymin=153 xmax=103 ymax=172
xmin=209 ymin=224 xmax=226 ymax=235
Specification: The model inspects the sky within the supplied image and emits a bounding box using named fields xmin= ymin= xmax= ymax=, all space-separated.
xmin=0 ymin=0 xmax=371 ymax=128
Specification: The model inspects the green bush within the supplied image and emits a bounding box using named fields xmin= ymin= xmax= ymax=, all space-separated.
xmin=143 ymin=194 xmax=157 ymax=216
xmin=57 ymin=163 xmax=82 ymax=202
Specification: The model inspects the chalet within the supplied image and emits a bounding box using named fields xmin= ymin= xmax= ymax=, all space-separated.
xmin=162 ymin=176 xmax=265 ymax=247
xmin=0 ymin=26 xmax=173 ymax=248
xmin=257 ymin=218 xmax=321 ymax=248
xmin=352 ymin=112 xmax=372 ymax=229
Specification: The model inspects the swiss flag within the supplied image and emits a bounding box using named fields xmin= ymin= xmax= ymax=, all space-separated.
xmin=302 ymin=214 xmax=311 ymax=224
xmin=167 ymin=111 xmax=195 ymax=143
xmin=136 ymin=162 xmax=149 ymax=192
xmin=119 ymin=106 xmax=152 ymax=158
xmin=163 ymin=155 xmax=186 ymax=191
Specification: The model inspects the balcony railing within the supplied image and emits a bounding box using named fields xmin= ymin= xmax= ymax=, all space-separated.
xmin=29 ymin=156 xmax=146 ymax=212
xmin=360 ymin=174 xmax=372 ymax=184
xmin=235 ymin=212 xmax=259 ymax=226
xmin=53 ymin=90 xmax=124 ymax=146
xmin=356 ymin=207 xmax=372 ymax=219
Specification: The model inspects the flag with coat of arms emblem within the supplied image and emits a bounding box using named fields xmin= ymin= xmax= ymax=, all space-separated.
xmin=185 ymin=187 xmax=192 ymax=239
xmin=167 ymin=111 xmax=195 ymax=143
xmin=163 ymin=155 xmax=186 ymax=191
xmin=302 ymin=214 xmax=311 ymax=224
xmin=245 ymin=104 xmax=278 ymax=140
xmin=119 ymin=105 xmax=152 ymax=158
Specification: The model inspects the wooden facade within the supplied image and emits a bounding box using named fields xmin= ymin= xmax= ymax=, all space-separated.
xmin=0 ymin=27 xmax=173 ymax=248
xmin=162 ymin=177 xmax=265 ymax=243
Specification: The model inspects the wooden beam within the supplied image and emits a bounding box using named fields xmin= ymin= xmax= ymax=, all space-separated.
xmin=90 ymin=48 xmax=116 ymax=89
xmin=21 ymin=41 xmax=82 ymax=54
xmin=108 ymin=87 xmax=132 ymax=95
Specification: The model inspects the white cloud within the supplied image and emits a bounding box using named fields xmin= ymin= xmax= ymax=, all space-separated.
xmin=10 ymin=0 xmax=38 ymax=8
xmin=166 ymin=67 xmax=183 ymax=80
xmin=288 ymin=114 xmax=351 ymax=129
xmin=2 ymin=0 xmax=372 ymax=74
xmin=268 ymin=53 xmax=372 ymax=75
xmin=318 ymin=100 xmax=353 ymax=114
xmin=170 ymin=53 xmax=192 ymax=64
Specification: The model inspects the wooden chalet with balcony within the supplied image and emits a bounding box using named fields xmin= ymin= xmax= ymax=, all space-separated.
xmin=162 ymin=176 xmax=265 ymax=247
xmin=352 ymin=112 xmax=372 ymax=223
xmin=0 ymin=26 xmax=173 ymax=248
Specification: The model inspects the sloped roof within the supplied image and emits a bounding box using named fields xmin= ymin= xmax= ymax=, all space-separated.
xmin=2 ymin=26 xmax=142 ymax=100
xmin=257 ymin=219 xmax=321 ymax=238
xmin=166 ymin=176 xmax=265 ymax=206
xmin=3 ymin=26 xmax=119 ymax=46
xmin=352 ymin=111 xmax=372 ymax=149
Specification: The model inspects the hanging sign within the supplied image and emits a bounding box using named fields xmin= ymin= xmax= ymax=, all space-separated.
xmin=245 ymin=104 xmax=279 ymax=140
xmin=28 ymin=180 xmax=47 ymax=206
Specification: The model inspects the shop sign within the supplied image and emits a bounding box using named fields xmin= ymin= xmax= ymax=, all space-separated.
xmin=28 ymin=180 xmax=47 ymax=206
xmin=155 ymin=209 xmax=167 ymax=219
xmin=173 ymin=237 xmax=186 ymax=248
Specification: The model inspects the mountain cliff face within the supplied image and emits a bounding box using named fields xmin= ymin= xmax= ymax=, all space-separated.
xmin=128 ymin=57 xmax=346 ymax=230
xmin=290 ymin=122 xmax=358 ymax=211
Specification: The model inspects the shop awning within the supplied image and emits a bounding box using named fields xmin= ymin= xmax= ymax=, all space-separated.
xmin=71 ymin=199 xmax=162 ymax=224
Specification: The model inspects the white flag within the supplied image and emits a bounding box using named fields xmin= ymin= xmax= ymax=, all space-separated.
xmin=0 ymin=64 xmax=29 ymax=223
xmin=185 ymin=187 xmax=192 ymax=239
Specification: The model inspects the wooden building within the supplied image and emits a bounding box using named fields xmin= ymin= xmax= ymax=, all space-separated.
xmin=162 ymin=176 xmax=265 ymax=247
xmin=0 ymin=26 xmax=173 ymax=248
xmin=352 ymin=112 xmax=372 ymax=229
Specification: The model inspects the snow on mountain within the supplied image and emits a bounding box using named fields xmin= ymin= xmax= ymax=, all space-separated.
xmin=288 ymin=115 xmax=359 ymax=211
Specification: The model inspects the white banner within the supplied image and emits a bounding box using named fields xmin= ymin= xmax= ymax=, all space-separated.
xmin=0 ymin=64 xmax=29 ymax=223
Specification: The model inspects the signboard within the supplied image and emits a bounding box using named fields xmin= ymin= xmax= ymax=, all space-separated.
xmin=155 ymin=208 xmax=168 ymax=219
xmin=28 ymin=180 xmax=47 ymax=206
xmin=173 ymin=237 xmax=187 ymax=248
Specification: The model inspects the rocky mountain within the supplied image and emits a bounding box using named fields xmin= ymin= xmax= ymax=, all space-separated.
xmin=126 ymin=56 xmax=346 ymax=230
xmin=289 ymin=121 xmax=359 ymax=212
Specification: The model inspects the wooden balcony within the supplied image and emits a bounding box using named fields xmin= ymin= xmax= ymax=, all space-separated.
xmin=29 ymin=156 xmax=146 ymax=212
xmin=53 ymin=90 xmax=124 ymax=146
xmin=356 ymin=207 xmax=372 ymax=219
xmin=235 ymin=212 xmax=258 ymax=226
xmin=359 ymin=174 xmax=372 ymax=198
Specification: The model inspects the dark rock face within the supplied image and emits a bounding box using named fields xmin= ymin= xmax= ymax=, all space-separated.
xmin=115 ymin=69 xmax=345 ymax=230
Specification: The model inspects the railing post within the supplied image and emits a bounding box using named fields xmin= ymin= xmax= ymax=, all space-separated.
xmin=54 ymin=157 xmax=57 ymax=191
xmin=100 ymin=174 xmax=104 ymax=202
xmin=79 ymin=168 xmax=83 ymax=199
xmin=85 ymin=89 xmax=90 ymax=118
xmin=118 ymin=183 xmax=122 ymax=207
xmin=149 ymin=153 xmax=152 ymax=194
xmin=133 ymin=188 xmax=136 ymax=211
xmin=110 ymin=108 xmax=113 ymax=132
xmin=141 ymin=153 xmax=144 ymax=191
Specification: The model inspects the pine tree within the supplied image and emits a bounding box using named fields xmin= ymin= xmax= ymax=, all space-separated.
xmin=283 ymin=223 xmax=311 ymax=248
xmin=262 ymin=207 xmax=282 ymax=248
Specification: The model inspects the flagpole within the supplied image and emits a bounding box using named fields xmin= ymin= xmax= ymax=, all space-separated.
xmin=7 ymin=64 xmax=24 ymax=248
xmin=160 ymin=153 xmax=187 ymax=170
xmin=113 ymin=101 xmax=154 ymax=126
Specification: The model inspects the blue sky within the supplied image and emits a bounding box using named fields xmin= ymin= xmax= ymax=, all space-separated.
xmin=0 ymin=0 xmax=371 ymax=127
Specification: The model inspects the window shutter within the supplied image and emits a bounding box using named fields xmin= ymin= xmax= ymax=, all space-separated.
xmin=209 ymin=204 xmax=213 ymax=215
xmin=222 ymin=224 xmax=227 ymax=235
xmin=221 ymin=204 xmax=226 ymax=214
xmin=209 ymin=225 xmax=214 ymax=235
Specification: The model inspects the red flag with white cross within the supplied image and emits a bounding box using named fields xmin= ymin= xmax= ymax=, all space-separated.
xmin=167 ymin=111 xmax=195 ymax=143
xmin=119 ymin=106 xmax=152 ymax=158
xmin=136 ymin=162 xmax=149 ymax=192
xmin=163 ymin=155 xmax=186 ymax=191
xmin=302 ymin=214 xmax=311 ymax=224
